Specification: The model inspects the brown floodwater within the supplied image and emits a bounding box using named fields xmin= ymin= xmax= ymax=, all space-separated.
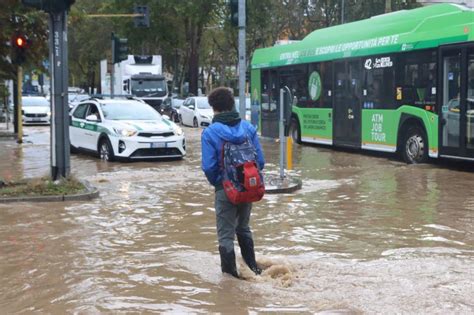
xmin=0 ymin=126 xmax=473 ymax=313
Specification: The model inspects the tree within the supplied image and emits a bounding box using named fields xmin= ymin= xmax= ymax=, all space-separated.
xmin=0 ymin=0 xmax=48 ymax=82
xmin=68 ymin=0 xmax=114 ymax=90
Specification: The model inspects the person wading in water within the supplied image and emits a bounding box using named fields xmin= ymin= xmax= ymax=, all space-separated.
xmin=201 ymin=87 xmax=265 ymax=278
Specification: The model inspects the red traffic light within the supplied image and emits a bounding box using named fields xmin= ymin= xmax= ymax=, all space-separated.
xmin=13 ymin=35 xmax=28 ymax=48
xmin=15 ymin=36 xmax=26 ymax=47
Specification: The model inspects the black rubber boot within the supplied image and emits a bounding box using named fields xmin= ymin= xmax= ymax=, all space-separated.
xmin=237 ymin=235 xmax=262 ymax=275
xmin=218 ymin=246 xmax=240 ymax=279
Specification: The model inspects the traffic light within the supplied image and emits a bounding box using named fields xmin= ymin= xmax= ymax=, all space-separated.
xmin=112 ymin=34 xmax=129 ymax=64
xmin=12 ymin=34 xmax=29 ymax=65
xmin=21 ymin=0 xmax=76 ymax=12
xmin=134 ymin=5 xmax=150 ymax=28
xmin=229 ymin=0 xmax=238 ymax=27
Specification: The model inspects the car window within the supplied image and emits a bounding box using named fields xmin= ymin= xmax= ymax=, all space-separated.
xmin=87 ymin=104 xmax=101 ymax=120
xmin=197 ymin=98 xmax=210 ymax=109
xmin=73 ymin=104 xmax=89 ymax=119
xmin=189 ymin=99 xmax=195 ymax=107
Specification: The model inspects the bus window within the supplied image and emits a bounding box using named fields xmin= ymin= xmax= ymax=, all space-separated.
xmin=261 ymin=70 xmax=270 ymax=112
xmin=396 ymin=50 xmax=437 ymax=108
xmin=279 ymin=65 xmax=307 ymax=107
xmin=269 ymin=70 xmax=278 ymax=112
xmin=362 ymin=55 xmax=395 ymax=109
xmin=466 ymin=55 xmax=474 ymax=149
xmin=307 ymin=62 xmax=333 ymax=108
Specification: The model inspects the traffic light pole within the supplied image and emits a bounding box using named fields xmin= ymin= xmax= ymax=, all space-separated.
xmin=16 ymin=66 xmax=23 ymax=143
xmin=49 ymin=11 xmax=70 ymax=180
xmin=111 ymin=33 xmax=115 ymax=98
xmin=238 ymin=0 xmax=246 ymax=120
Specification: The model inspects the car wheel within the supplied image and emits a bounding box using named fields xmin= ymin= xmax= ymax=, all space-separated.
xmin=99 ymin=138 xmax=115 ymax=162
xmin=401 ymin=126 xmax=427 ymax=164
xmin=289 ymin=117 xmax=302 ymax=144
xmin=193 ymin=117 xmax=198 ymax=128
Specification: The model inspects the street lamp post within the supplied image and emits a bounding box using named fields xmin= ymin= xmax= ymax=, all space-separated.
xmin=238 ymin=0 xmax=246 ymax=120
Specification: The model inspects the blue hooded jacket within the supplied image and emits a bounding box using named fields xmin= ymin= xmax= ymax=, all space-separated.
xmin=201 ymin=113 xmax=265 ymax=190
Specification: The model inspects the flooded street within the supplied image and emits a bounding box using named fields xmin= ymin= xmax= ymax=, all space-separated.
xmin=0 ymin=126 xmax=473 ymax=313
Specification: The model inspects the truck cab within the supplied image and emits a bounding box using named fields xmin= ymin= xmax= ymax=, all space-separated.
xmin=124 ymin=73 xmax=168 ymax=111
xmin=113 ymin=55 xmax=168 ymax=112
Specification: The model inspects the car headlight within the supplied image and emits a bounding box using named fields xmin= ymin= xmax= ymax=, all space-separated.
xmin=47 ymin=112 xmax=51 ymax=117
xmin=200 ymin=114 xmax=210 ymax=120
xmin=173 ymin=125 xmax=184 ymax=136
xmin=114 ymin=128 xmax=137 ymax=137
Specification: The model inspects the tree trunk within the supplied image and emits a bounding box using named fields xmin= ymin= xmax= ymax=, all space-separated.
xmin=188 ymin=49 xmax=199 ymax=96
xmin=385 ymin=0 xmax=392 ymax=13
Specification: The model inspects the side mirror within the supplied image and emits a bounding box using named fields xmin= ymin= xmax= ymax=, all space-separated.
xmin=189 ymin=105 xmax=195 ymax=110
xmin=162 ymin=115 xmax=170 ymax=120
xmin=86 ymin=114 xmax=98 ymax=122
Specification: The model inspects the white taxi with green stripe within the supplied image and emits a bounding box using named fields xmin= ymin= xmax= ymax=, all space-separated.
xmin=69 ymin=98 xmax=186 ymax=161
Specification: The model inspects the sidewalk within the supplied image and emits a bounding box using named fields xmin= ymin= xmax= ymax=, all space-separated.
xmin=0 ymin=116 xmax=15 ymax=138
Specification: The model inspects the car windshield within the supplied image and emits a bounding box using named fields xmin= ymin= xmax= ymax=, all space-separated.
xmin=197 ymin=98 xmax=211 ymax=109
xmin=101 ymin=102 xmax=162 ymax=120
xmin=131 ymin=79 xmax=167 ymax=97
xmin=22 ymin=97 xmax=49 ymax=107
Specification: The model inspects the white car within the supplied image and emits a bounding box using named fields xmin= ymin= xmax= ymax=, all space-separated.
xmin=22 ymin=96 xmax=51 ymax=124
xmin=179 ymin=96 xmax=213 ymax=127
xmin=69 ymin=98 xmax=186 ymax=161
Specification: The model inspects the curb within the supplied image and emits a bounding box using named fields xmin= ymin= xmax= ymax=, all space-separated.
xmin=0 ymin=132 xmax=16 ymax=139
xmin=264 ymin=174 xmax=303 ymax=194
xmin=0 ymin=180 xmax=100 ymax=203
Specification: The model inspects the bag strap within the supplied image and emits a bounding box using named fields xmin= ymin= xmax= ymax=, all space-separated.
xmin=220 ymin=141 xmax=227 ymax=172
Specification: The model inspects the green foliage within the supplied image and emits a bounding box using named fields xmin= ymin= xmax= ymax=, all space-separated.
xmin=0 ymin=176 xmax=86 ymax=197
xmin=65 ymin=0 xmax=421 ymax=93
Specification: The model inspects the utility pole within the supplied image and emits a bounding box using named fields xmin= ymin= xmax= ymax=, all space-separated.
xmin=49 ymin=10 xmax=70 ymax=179
xmin=238 ymin=0 xmax=246 ymax=120
xmin=341 ymin=0 xmax=345 ymax=24
xmin=16 ymin=66 xmax=23 ymax=143
xmin=21 ymin=0 xmax=75 ymax=180
xmin=111 ymin=33 xmax=115 ymax=98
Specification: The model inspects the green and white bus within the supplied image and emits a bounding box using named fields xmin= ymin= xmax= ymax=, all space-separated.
xmin=250 ymin=4 xmax=474 ymax=163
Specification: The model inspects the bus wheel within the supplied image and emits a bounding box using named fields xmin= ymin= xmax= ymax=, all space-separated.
xmin=402 ymin=126 xmax=427 ymax=164
xmin=290 ymin=118 xmax=302 ymax=144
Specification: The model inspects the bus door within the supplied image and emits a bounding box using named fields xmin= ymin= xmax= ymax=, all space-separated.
xmin=261 ymin=69 xmax=279 ymax=138
xmin=333 ymin=60 xmax=362 ymax=148
xmin=439 ymin=44 xmax=474 ymax=159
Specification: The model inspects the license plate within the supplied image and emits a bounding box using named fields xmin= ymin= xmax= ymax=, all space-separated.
xmin=150 ymin=142 xmax=166 ymax=148
xmin=32 ymin=118 xmax=42 ymax=121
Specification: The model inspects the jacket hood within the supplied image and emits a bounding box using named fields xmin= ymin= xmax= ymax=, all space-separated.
xmin=211 ymin=111 xmax=247 ymax=144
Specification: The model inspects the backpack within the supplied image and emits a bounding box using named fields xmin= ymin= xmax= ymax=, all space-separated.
xmin=221 ymin=138 xmax=265 ymax=205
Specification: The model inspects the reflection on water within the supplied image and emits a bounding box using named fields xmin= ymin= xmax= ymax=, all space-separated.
xmin=0 ymin=126 xmax=473 ymax=313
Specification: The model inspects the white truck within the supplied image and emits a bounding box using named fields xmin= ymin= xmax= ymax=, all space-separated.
xmin=100 ymin=55 xmax=168 ymax=111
